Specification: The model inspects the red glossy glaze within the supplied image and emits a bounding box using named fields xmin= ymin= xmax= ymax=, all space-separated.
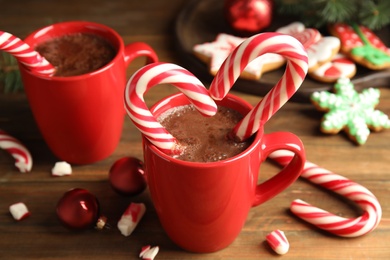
xmin=19 ymin=21 xmax=158 ymax=164
xmin=143 ymin=93 xmax=305 ymax=253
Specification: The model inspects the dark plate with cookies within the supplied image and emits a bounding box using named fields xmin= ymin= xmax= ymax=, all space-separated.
xmin=174 ymin=0 xmax=390 ymax=103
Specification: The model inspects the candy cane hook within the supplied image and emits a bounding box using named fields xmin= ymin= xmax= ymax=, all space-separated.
xmin=209 ymin=32 xmax=308 ymax=142
xmin=124 ymin=62 xmax=217 ymax=155
xmin=269 ymin=150 xmax=382 ymax=237
xmin=0 ymin=129 xmax=32 ymax=172
xmin=0 ymin=31 xmax=55 ymax=76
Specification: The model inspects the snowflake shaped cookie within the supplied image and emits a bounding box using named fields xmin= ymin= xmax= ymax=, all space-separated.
xmin=311 ymin=78 xmax=390 ymax=145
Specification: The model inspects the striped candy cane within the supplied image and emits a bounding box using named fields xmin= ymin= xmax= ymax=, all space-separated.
xmin=0 ymin=31 xmax=55 ymax=76
xmin=269 ymin=150 xmax=382 ymax=237
xmin=0 ymin=129 xmax=32 ymax=172
xmin=209 ymin=32 xmax=308 ymax=141
xmin=124 ymin=62 xmax=217 ymax=155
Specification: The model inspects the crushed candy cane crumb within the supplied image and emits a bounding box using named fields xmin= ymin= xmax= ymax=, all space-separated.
xmin=139 ymin=245 xmax=159 ymax=260
xmin=266 ymin=229 xmax=289 ymax=255
xmin=9 ymin=202 xmax=30 ymax=221
xmin=117 ymin=202 xmax=146 ymax=236
xmin=51 ymin=161 xmax=72 ymax=176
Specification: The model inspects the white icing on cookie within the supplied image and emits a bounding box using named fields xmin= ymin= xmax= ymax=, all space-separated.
xmin=193 ymin=33 xmax=284 ymax=79
xmin=276 ymin=22 xmax=305 ymax=35
xmin=307 ymin=37 xmax=341 ymax=69
xmin=310 ymin=54 xmax=356 ymax=82
xmin=277 ymin=22 xmax=341 ymax=73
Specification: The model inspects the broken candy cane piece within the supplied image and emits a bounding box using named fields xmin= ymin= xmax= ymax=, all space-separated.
xmin=266 ymin=229 xmax=289 ymax=255
xmin=9 ymin=202 xmax=30 ymax=221
xmin=117 ymin=202 xmax=146 ymax=236
xmin=139 ymin=245 xmax=159 ymax=260
xmin=51 ymin=161 xmax=72 ymax=176
xmin=0 ymin=129 xmax=32 ymax=172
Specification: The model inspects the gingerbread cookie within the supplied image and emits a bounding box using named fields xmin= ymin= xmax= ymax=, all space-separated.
xmin=329 ymin=23 xmax=390 ymax=70
xmin=308 ymin=53 xmax=356 ymax=83
xmin=311 ymin=78 xmax=390 ymax=145
xmin=193 ymin=33 xmax=285 ymax=80
xmin=277 ymin=22 xmax=340 ymax=73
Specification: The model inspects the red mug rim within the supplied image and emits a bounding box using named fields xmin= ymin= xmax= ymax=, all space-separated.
xmin=21 ymin=20 xmax=124 ymax=81
xmin=146 ymin=92 xmax=263 ymax=168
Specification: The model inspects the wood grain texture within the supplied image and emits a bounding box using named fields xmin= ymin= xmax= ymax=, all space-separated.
xmin=1 ymin=0 xmax=389 ymax=259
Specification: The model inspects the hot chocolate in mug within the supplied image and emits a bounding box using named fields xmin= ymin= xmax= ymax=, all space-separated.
xmin=143 ymin=92 xmax=306 ymax=253
xmin=19 ymin=21 xmax=158 ymax=164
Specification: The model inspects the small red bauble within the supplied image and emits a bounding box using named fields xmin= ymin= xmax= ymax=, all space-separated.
xmin=56 ymin=188 xmax=105 ymax=230
xmin=224 ymin=0 xmax=274 ymax=35
xmin=109 ymin=157 xmax=147 ymax=196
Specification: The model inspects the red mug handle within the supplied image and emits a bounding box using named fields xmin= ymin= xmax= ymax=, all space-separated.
xmin=252 ymin=132 xmax=305 ymax=207
xmin=124 ymin=42 xmax=159 ymax=66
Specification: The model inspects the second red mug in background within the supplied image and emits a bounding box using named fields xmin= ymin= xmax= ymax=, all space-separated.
xmin=143 ymin=93 xmax=306 ymax=253
xmin=19 ymin=21 xmax=158 ymax=164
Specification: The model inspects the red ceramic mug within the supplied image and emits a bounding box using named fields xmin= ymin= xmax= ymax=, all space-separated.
xmin=19 ymin=21 xmax=158 ymax=164
xmin=143 ymin=92 xmax=305 ymax=253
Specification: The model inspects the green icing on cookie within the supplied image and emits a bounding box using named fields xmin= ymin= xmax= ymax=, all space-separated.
xmin=311 ymin=78 xmax=390 ymax=145
xmin=350 ymin=24 xmax=390 ymax=66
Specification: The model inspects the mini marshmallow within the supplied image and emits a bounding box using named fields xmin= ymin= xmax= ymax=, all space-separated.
xmin=9 ymin=202 xmax=30 ymax=221
xmin=266 ymin=229 xmax=289 ymax=255
xmin=51 ymin=161 xmax=72 ymax=176
xmin=117 ymin=202 xmax=146 ymax=236
xmin=139 ymin=245 xmax=159 ymax=260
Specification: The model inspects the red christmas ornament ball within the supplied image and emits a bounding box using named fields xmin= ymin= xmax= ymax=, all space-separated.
xmin=56 ymin=188 xmax=100 ymax=230
xmin=224 ymin=0 xmax=274 ymax=35
xmin=109 ymin=157 xmax=147 ymax=196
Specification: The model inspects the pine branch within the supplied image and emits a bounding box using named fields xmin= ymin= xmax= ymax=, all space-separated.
xmin=0 ymin=52 xmax=23 ymax=93
xmin=320 ymin=0 xmax=357 ymax=23
xmin=358 ymin=0 xmax=390 ymax=30
xmin=275 ymin=0 xmax=390 ymax=30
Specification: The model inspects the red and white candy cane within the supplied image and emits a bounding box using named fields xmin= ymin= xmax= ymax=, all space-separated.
xmin=0 ymin=31 xmax=55 ymax=76
xmin=269 ymin=150 xmax=382 ymax=237
xmin=124 ymin=62 xmax=217 ymax=155
xmin=209 ymin=32 xmax=308 ymax=141
xmin=0 ymin=129 xmax=32 ymax=172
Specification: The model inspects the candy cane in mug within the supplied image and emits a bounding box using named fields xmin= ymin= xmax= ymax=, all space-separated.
xmin=269 ymin=150 xmax=382 ymax=237
xmin=0 ymin=129 xmax=32 ymax=172
xmin=209 ymin=32 xmax=308 ymax=141
xmin=124 ymin=62 xmax=217 ymax=155
xmin=0 ymin=31 xmax=55 ymax=76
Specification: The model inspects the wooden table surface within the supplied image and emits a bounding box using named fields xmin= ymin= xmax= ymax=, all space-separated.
xmin=1 ymin=0 xmax=389 ymax=259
